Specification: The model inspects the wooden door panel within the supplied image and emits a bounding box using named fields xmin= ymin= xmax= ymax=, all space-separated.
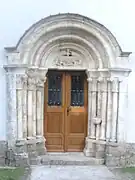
xmin=65 ymin=72 xmax=88 ymax=152
xmin=69 ymin=114 xmax=85 ymax=133
xmin=46 ymin=113 xmax=63 ymax=133
xmin=44 ymin=71 xmax=65 ymax=152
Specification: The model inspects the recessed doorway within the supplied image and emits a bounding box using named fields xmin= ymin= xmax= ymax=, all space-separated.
xmin=44 ymin=70 xmax=88 ymax=152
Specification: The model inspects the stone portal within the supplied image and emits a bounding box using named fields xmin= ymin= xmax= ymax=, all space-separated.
xmin=4 ymin=13 xmax=131 ymax=166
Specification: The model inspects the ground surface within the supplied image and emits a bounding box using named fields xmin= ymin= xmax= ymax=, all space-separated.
xmin=1 ymin=166 xmax=135 ymax=180
xmin=110 ymin=167 xmax=135 ymax=180
xmin=29 ymin=165 xmax=117 ymax=180
xmin=0 ymin=167 xmax=26 ymax=180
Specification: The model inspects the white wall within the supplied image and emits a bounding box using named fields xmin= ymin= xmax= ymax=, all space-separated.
xmin=0 ymin=0 xmax=135 ymax=142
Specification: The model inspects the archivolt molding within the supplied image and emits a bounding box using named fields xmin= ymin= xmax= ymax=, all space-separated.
xmin=26 ymin=28 xmax=106 ymax=68
xmin=4 ymin=13 xmax=131 ymax=76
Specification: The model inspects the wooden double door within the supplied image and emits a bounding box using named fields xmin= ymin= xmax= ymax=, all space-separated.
xmin=44 ymin=70 xmax=88 ymax=152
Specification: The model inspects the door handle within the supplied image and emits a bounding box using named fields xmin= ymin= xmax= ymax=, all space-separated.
xmin=67 ymin=106 xmax=71 ymax=114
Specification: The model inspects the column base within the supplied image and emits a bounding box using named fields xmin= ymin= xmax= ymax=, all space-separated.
xmin=83 ymin=137 xmax=106 ymax=160
xmin=27 ymin=137 xmax=37 ymax=159
xmin=5 ymin=139 xmax=29 ymax=166
xmin=83 ymin=137 xmax=96 ymax=157
xmin=0 ymin=137 xmax=47 ymax=166
xmin=36 ymin=136 xmax=47 ymax=156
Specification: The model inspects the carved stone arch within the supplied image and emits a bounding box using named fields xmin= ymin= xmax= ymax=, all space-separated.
xmin=27 ymin=28 xmax=105 ymax=68
xmin=5 ymin=13 xmax=131 ymax=69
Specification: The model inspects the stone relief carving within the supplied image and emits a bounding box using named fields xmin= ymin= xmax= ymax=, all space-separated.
xmin=54 ymin=57 xmax=82 ymax=66
xmin=16 ymin=74 xmax=28 ymax=89
xmin=27 ymin=77 xmax=36 ymax=89
xmin=26 ymin=68 xmax=37 ymax=78
xmin=53 ymin=49 xmax=82 ymax=67
xmin=36 ymin=77 xmax=46 ymax=87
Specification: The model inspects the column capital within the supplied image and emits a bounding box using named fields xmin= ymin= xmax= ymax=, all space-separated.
xmin=27 ymin=77 xmax=36 ymax=89
xmin=107 ymin=77 xmax=122 ymax=83
xmin=86 ymin=69 xmax=99 ymax=79
xmin=16 ymin=74 xmax=27 ymax=89
xmin=36 ymin=76 xmax=46 ymax=88
xmin=112 ymin=78 xmax=119 ymax=93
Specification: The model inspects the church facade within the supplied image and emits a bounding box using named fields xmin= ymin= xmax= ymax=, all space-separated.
xmin=1 ymin=13 xmax=135 ymax=166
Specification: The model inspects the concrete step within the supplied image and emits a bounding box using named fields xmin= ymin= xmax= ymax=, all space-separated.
xmin=35 ymin=153 xmax=105 ymax=166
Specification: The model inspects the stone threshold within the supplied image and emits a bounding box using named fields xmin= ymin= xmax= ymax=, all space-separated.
xmin=30 ymin=152 xmax=105 ymax=166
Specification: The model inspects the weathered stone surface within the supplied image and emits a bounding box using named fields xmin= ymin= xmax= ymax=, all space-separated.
xmin=40 ymin=152 xmax=104 ymax=166
xmin=106 ymin=143 xmax=135 ymax=167
xmin=29 ymin=165 xmax=117 ymax=180
xmin=14 ymin=153 xmax=29 ymax=167
xmin=95 ymin=142 xmax=106 ymax=159
xmin=84 ymin=138 xmax=96 ymax=157
xmin=27 ymin=139 xmax=37 ymax=158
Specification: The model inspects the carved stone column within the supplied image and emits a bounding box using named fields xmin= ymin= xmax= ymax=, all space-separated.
xmin=27 ymin=77 xmax=36 ymax=139
xmin=93 ymin=78 xmax=107 ymax=160
xmin=22 ymin=76 xmax=28 ymax=139
xmin=16 ymin=74 xmax=26 ymax=140
xmin=106 ymin=79 xmax=113 ymax=141
xmin=117 ymin=78 xmax=127 ymax=142
xmin=6 ymin=73 xmax=17 ymax=149
xmin=6 ymin=70 xmax=29 ymax=166
xmin=36 ymin=71 xmax=47 ymax=155
xmin=100 ymin=78 xmax=108 ymax=141
xmin=32 ymin=85 xmax=37 ymax=138
xmin=84 ymin=75 xmax=98 ymax=157
xmin=36 ymin=77 xmax=46 ymax=137
xmin=110 ymin=78 xmax=119 ymax=142
xmin=87 ymin=78 xmax=92 ymax=136
xmin=91 ymin=78 xmax=97 ymax=139
xmin=95 ymin=78 xmax=102 ymax=140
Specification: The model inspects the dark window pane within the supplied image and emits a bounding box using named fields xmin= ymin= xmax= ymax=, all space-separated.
xmin=48 ymin=73 xmax=62 ymax=106
xmin=71 ymin=75 xmax=84 ymax=106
